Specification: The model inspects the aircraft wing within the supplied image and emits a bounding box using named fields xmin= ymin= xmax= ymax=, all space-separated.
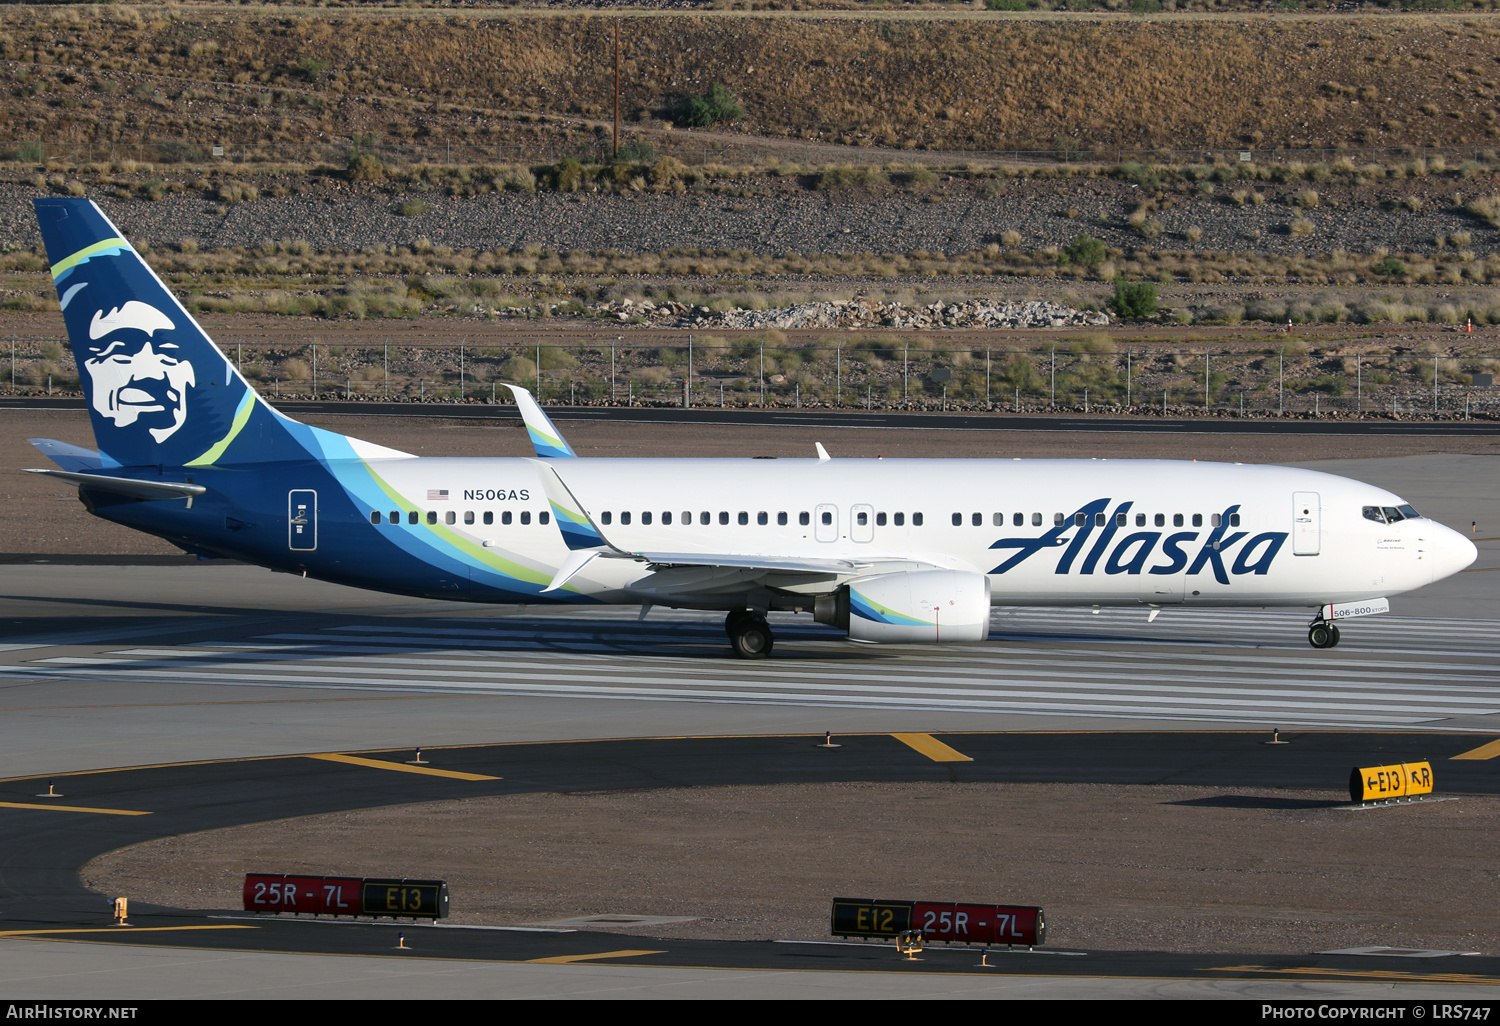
xmin=502 ymin=384 xmax=576 ymax=458
xmin=636 ymin=552 xmax=886 ymax=575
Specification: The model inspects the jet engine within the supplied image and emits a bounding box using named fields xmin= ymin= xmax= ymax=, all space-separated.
xmin=814 ymin=570 xmax=992 ymax=644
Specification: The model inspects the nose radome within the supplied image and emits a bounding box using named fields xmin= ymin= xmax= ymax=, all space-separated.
xmin=1429 ymin=524 xmax=1478 ymax=584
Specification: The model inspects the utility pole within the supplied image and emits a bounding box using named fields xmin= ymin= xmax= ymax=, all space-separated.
xmin=613 ymin=21 xmax=621 ymax=161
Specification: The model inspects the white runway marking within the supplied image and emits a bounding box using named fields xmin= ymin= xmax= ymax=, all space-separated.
xmin=5 ymin=607 xmax=1500 ymax=730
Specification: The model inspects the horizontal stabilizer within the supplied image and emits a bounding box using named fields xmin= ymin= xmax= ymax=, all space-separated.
xmin=25 ymin=468 xmax=205 ymax=501
xmin=28 ymin=438 xmax=113 ymax=472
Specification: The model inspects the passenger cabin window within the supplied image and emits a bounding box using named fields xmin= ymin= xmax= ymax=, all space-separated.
xmin=877 ymin=512 xmax=887 ymax=527
xmin=1095 ymin=512 xmax=1105 ymax=527
xmin=1230 ymin=513 xmax=1241 ymax=526
xmin=502 ymin=511 xmax=512 ymax=525
xmin=427 ymin=511 xmax=438 ymax=525
xmin=445 ymin=511 xmax=456 ymax=525
xmin=521 ymin=511 xmax=531 ymax=525
xmin=1055 ymin=513 xmax=1066 ymax=526
xmin=994 ymin=513 xmax=1005 ymax=527
xmin=540 ymin=512 xmax=550 ymax=525
xmin=700 ymin=512 xmax=710 ymax=525
xmin=895 ymin=513 xmax=906 ymax=527
xmin=663 ymin=512 xmax=673 ymax=525
xmin=738 ymin=512 xmax=749 ymax=525
xmin=483 ymin=511 xmax=494 ymax=526
xmin=1211 ymin=513 xmax=1221 ymax=527
xmin=621 ymin=511 xmax=632 ymax=525
xmin=1116 ymin=512 xmax=1128 ymax=527
xmin=1192 ymin=514 xmax=1203 ymax=528
xmin=799 ymin=512 xmax=810 ymax=526
xmin=1173 ymin=514 xmax=1184 ymax=527
xmin=682 ymin=511 xmax=691 ymax=525
xmin=972 ymin=512 xmax=982 ymax=527
xmin=757 ymin=512 xmax=768 ymax=525
xmin=820 ymin=511 xmax=832 ymax=526
xmin=391 ymin=510 xmax=400 ymax=524
xmin=601 ymin=512 xmax=612 ymax=525
xmin=1016 ymin=513 xmax=1026 ymax=527
xmin=952 ymin=513 xmax=963 ymax=527
xmin=1031 ymin=512 xmax=1041 ymax=526
xmin=464 ymin=511 xmax=475 ymax=525
xmin=913 ymin=512 xmax=924 ymax=526
xmin=370 ymin=511 xmax=381 ymax=525
xmin=642 ymin=511 xmax=652 ymax=525
xmin=1135 ymin=513 xmax=1146 ymax=527
xmin=1154 ymin=513 xmax=1165 ymax=527
xmin=719 ymin=512 xmax=729 ymax=525
xmin=856 ymin=511 xmax=869 ymax=526
xmin=778 ymin=512 xmax=788 ymax=526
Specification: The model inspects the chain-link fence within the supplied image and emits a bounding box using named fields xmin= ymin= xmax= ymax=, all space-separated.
xmin=6 ymin=337 xmax=1499 ymax=419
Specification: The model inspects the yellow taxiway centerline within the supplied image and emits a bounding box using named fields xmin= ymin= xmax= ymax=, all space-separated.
xmin=0 ymin=801 xmax=150 ymax=816
xmin=891 ymin=733 xmax=974 ymax=763
xmin=0 ymin=926 xmax=255 ymax=937
xmin=306 ymin=753 xmax=498 ymax=780
xmin=1451 ymin=738 xmax=1500 ymax=760
xmin=527 ymin=949 xmax=667 ymax=964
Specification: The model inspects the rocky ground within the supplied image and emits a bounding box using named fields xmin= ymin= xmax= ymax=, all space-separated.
xmin=0 ymin=172 xmax=1492 ymax=260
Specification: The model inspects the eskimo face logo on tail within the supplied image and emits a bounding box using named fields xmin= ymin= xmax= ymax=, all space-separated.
xmin=83 ymin=300 xmax=196 ymax=443
xmin=989 ymin=499 xmax=1289 ymax=584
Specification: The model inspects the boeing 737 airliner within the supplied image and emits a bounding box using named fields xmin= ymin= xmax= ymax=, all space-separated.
xmin=24 ymin=199 xmax=1478 ymax=657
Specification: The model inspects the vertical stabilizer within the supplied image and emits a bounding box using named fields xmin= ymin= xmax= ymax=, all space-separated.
xmin=32 ymin=198 xmax=341 ymax=468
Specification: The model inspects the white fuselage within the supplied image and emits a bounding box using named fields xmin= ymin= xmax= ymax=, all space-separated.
xmin=363 ymin=456 xmax=1475 ymax=611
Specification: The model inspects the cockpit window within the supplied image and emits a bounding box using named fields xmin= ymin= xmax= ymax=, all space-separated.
xmin=1368 ymin=504 xmax=1422 ymax=524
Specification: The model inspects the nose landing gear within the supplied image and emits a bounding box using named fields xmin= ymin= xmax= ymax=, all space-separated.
xmin=1308 ymin=618 xmax=1341 ymax=649
xmin=725 ymin=609 xmax=774 ymax=659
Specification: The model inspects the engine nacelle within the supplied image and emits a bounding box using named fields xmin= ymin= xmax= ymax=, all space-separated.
xmin=820 ymin=570 xmax=992 ymax=644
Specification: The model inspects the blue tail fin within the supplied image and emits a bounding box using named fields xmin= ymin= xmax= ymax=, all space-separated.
xmin=34 ymin=198 xmax=327 ymax=468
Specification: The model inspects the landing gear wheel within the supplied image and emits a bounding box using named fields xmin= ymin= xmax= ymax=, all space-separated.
xmin=728 ymin=616 xmax=774 ymax=659
xmin=724 ymin=609 xmax=754 ymax=639
xmin=1308 ymin=622 xmax=1341 ymax=649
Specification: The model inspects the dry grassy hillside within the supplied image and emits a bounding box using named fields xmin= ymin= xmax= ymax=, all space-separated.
xmin=3 ymin=7 xmax=1500 ymax=153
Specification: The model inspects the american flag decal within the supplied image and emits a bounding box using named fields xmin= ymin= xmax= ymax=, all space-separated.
xmin=427 ymin=489 xmax=449 ymax=500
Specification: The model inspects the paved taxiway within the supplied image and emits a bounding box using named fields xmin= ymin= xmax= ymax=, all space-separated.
xmin=1 ymin=449 xmax=1497 ymax=998
xmin=7 ymin=731 xmax=1500 ymax=999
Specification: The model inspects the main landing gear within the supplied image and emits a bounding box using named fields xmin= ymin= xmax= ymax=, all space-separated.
xmin=725 ymin=609 xmax=774 ymax=659
xmin=1307 ymin=617 xmax=1342 ymax=649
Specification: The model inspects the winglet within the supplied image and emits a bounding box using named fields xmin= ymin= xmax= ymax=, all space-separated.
xmin=502 ymin=384 xmax=576 ymax=458
xmin=815 ymin=442 xmax=831 ymax=462
xmin=526 ymin=458 xmax=623 ymax=553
